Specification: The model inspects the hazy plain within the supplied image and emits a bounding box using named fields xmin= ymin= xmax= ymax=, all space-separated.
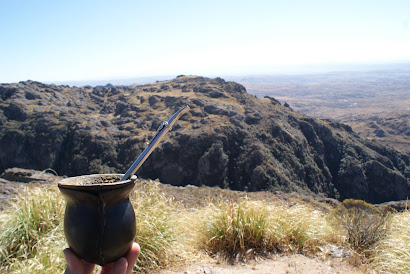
xmin=231 ymin=69 xmax=410 ymax=154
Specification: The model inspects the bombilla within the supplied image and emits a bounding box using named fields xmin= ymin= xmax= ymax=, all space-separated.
xmin=120 ymin=105 xmax=190 ymax=181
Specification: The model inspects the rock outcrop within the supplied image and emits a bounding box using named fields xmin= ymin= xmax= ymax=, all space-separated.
xmin=0 ymin=77 xmax=409 ymax=203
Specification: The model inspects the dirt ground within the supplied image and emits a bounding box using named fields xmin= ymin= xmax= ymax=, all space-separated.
xmin=159 ymin=254 xmax=365 ymax=274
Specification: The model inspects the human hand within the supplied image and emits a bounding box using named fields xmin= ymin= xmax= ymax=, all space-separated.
xmin=63 ymin=242 xmax=140 ymax=274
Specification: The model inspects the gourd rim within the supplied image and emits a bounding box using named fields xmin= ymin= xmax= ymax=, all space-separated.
xmin=58 ymin=174 xmax=137 ymax=190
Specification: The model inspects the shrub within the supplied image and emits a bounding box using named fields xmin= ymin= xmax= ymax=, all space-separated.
xmin=329 ymin=199 xmax=389 ymax=251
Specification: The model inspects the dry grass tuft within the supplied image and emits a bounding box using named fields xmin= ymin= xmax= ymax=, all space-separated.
xmin=191 ymin=198 xmax=340 ymax=262
xmin=0 ymin=185 xmax=66 ymax=273
xmin=131 ymin=180 xmax=192 ymax=272
xmin=2 ymin=225 xmax=67 ymax=273
xmin=267 ymin=204 xmax=340 ymax=254
xmin=195 ymin=199 xmax=270 ymax=261
xmin=369 ymin=210 xmax=410 ymax=273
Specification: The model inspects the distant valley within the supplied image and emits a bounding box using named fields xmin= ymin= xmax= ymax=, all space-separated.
xmin=230 ymin=69 xmax=410 ymax=154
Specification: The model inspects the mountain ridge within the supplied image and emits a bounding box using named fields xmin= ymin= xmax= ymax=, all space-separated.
xmin=0 ymin=76 xmax=408 ymax=203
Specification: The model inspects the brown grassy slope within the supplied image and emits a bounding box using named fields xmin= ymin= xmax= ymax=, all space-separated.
xmin=0 ymin=173 xmax=358 ymax=274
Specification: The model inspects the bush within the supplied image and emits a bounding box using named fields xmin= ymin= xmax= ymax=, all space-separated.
xmin=329 ymin=199 xmax=389 ymax=251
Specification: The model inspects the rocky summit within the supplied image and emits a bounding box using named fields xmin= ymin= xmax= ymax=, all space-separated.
xmin=0 ymin=76 xmax=409 ymax=203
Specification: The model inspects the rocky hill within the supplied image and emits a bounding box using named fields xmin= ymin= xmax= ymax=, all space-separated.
xmin=0 ymin=76 xmax=409 ymax=203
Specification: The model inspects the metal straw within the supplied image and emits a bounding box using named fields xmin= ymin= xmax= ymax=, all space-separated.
xmin=120 ymin=105 xmax=190 ymax=181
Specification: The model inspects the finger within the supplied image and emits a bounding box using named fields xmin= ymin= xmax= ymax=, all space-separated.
xmin=98 ymin=262 xmax=113 ymax=274
xmin=98 ymin=243 xmax=140 ymax=274
xmin=124 ymin=243 xmax=140 ymax=274
xmin=84 ymin=261 xmax=96 ymax=274
xmin=63 ymin=248 xmax=82 ymax=274
xmin=99 ymin=258 xmax=127 ymax=274
xmin=63 ymin=248 xmax=96 ymax=274
xmin=111 ymin=257 xmax=128 ymax=274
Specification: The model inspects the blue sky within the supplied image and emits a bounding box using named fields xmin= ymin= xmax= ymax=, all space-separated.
xmin=1 ymin=0 xmax=410 ymax=83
